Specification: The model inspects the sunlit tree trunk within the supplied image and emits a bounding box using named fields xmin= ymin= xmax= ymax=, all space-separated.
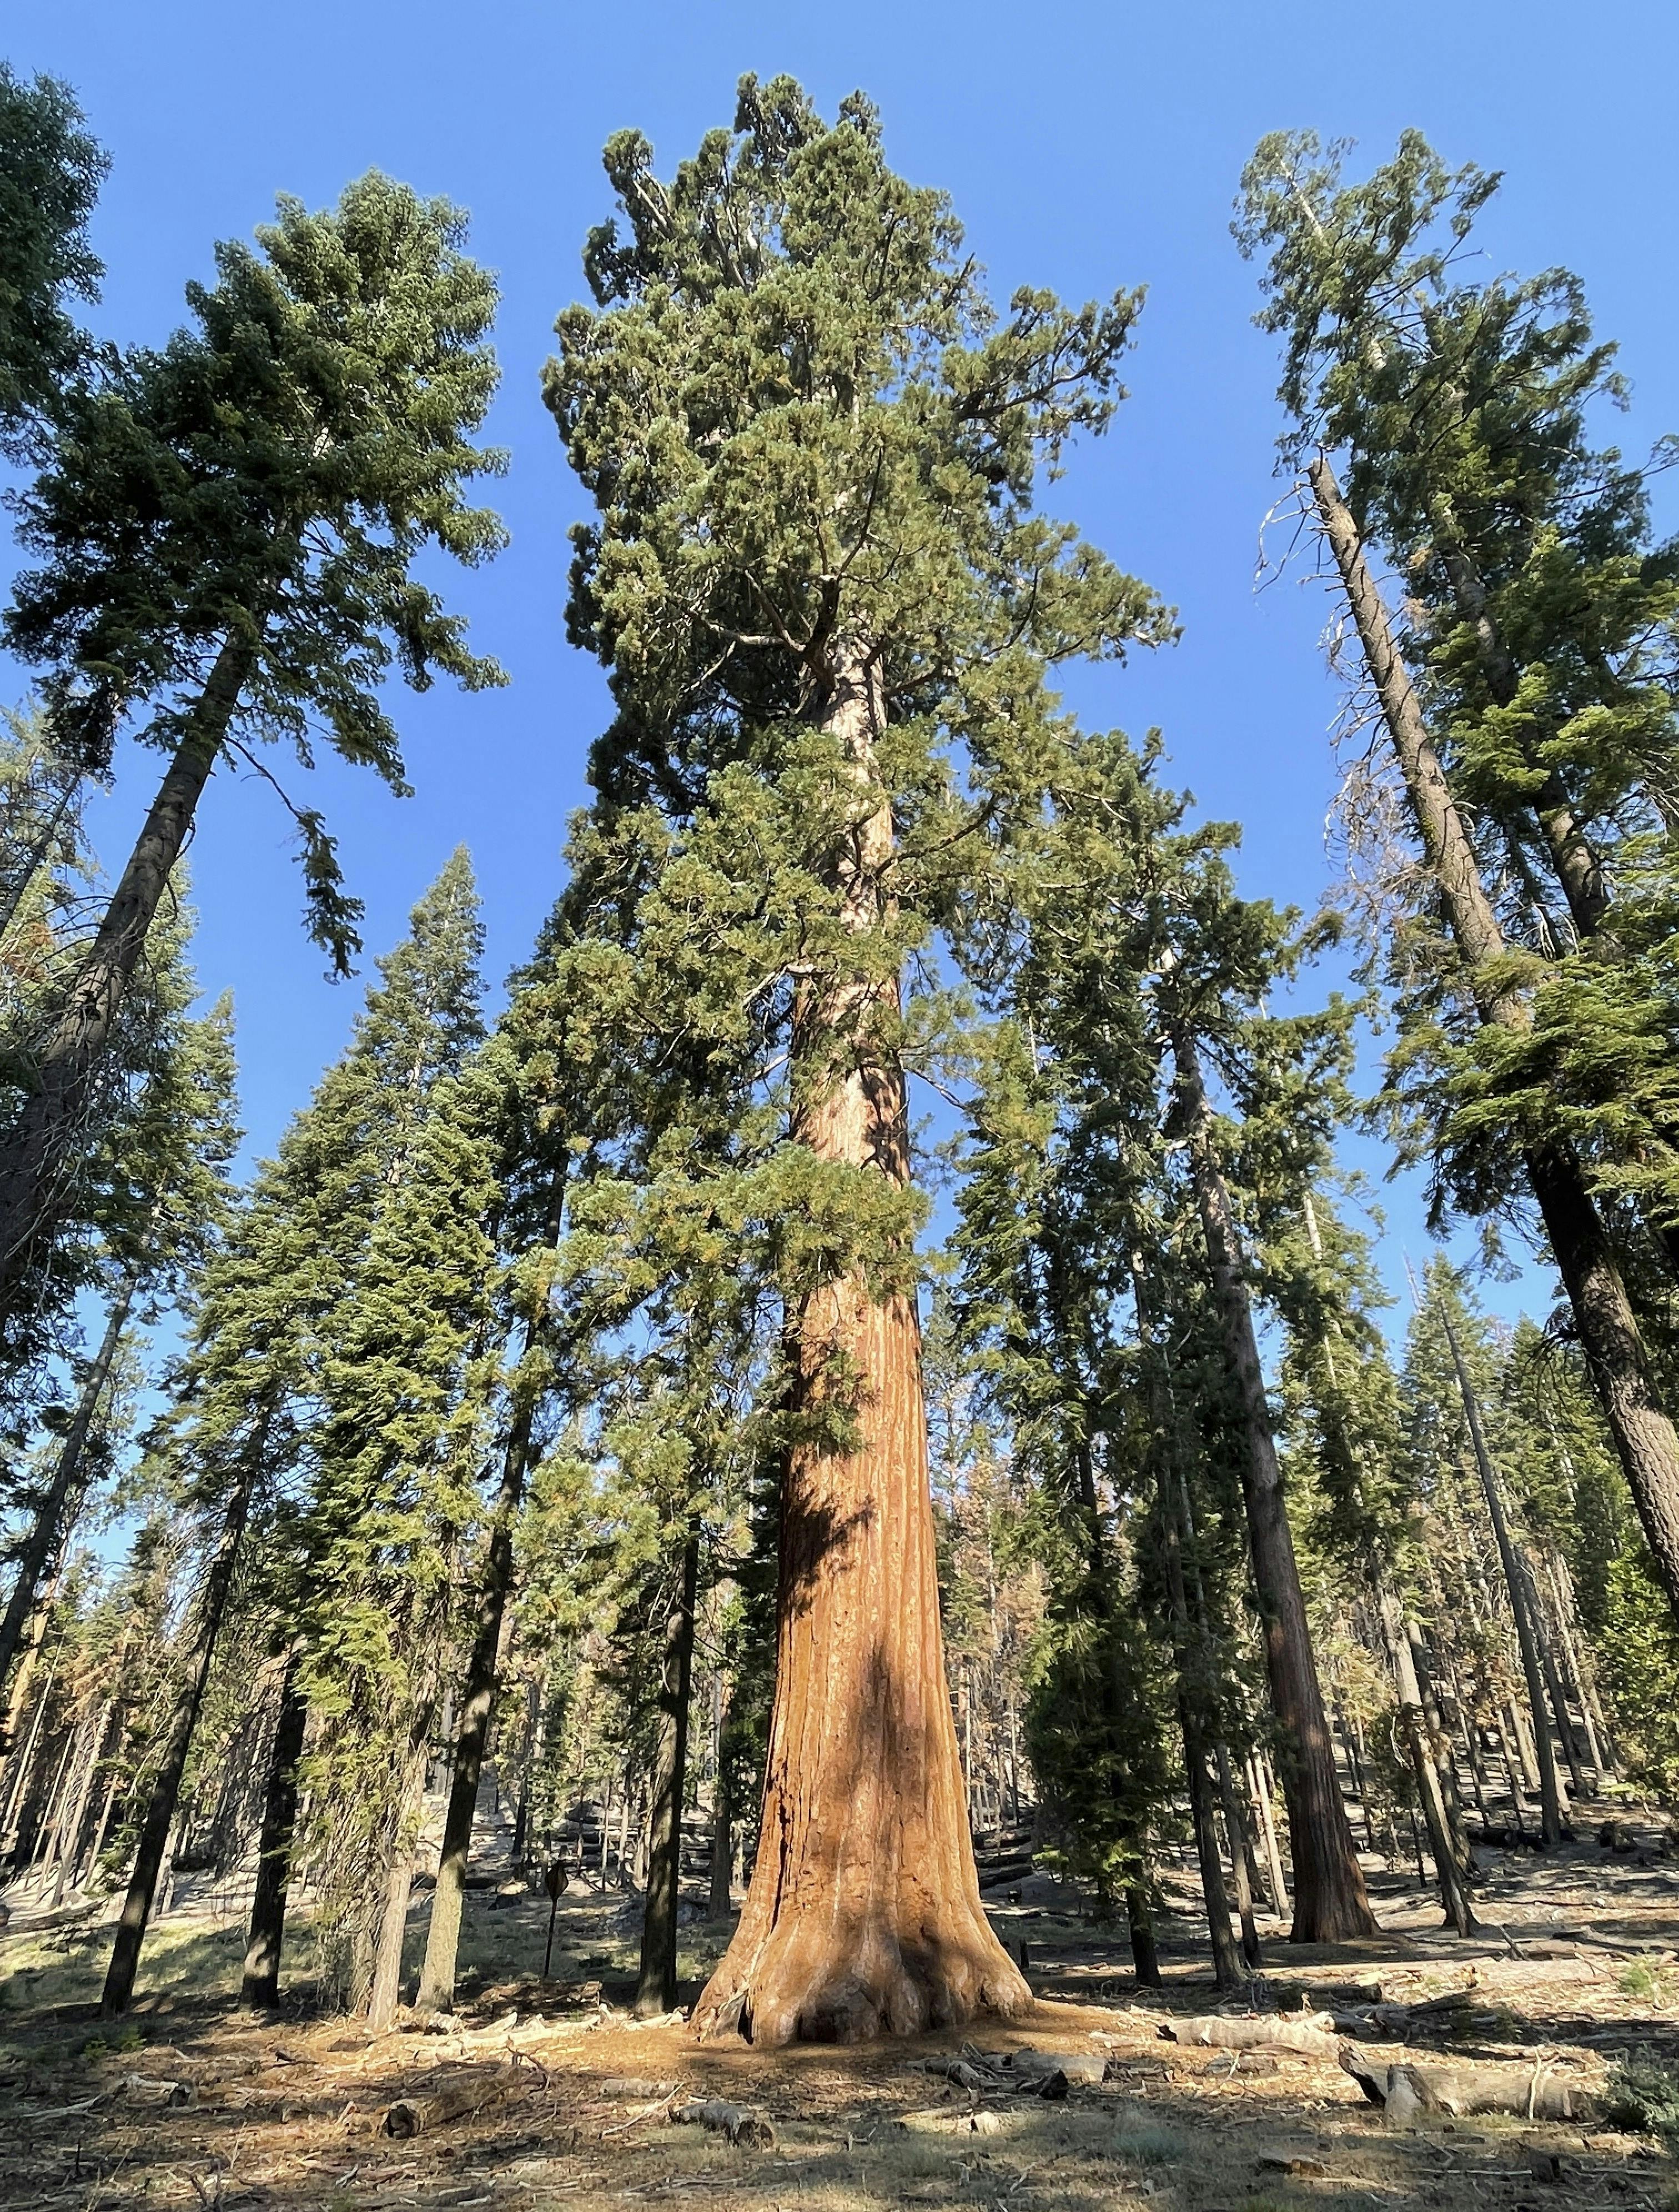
xmin=1169 ymin=1026 xmax=1376 ymax=1942
xmin=693 ymin=648 xmax=1028 ymax=2046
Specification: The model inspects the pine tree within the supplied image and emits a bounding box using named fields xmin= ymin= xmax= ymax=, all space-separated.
xmin=1236 ymin=137 xmax=1679 ymax=1622
xmin=546 ymin=74 xmax=1172 ymax=2045
xmin=0 ymin=174 xmax=506 ymax=1312
xmin=0 ymin=63 xmax=106 ymax=453
xmin=96 ymin=852 xmax=488 ymax=2014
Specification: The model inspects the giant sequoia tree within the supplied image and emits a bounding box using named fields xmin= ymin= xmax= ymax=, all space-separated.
xmin=546 ymin=76 xmax=1171 ymax=2045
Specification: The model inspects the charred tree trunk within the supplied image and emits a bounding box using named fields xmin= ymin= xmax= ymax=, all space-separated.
xmin=1126 ymin=1881 xmax=1162 ymax=1987
xmin=240 ymin=1646 xmax=308 ymax=2009
xmin=102 ymin=1441 xmax=258 ymax=2016
xmin=0 ymin=1281 xmax=134 ymax=1702
xmin=1169 ymin=1025 xmax=1376 ymax=1943
xmin=1311 ymin=456 xmax=1679 ymax=1621
xmin=636 ymin=1525 xmax=700 ymax=2017
xmin=0 ymin=638 xmax=252 ymax=1317
xmin=692 ymin=647 xmax=1027 ymax=2047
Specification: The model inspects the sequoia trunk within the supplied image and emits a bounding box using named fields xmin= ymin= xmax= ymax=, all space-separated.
xmin=1170 ymin=1026 xmax=1377 ymax=1943
xmin=692 ymin=646 xmax=1028 ymax=2046
xmin=1311 ymin=455 xmax=1679 ymax=1623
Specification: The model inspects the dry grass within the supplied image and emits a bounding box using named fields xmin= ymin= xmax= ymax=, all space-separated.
xmin=2 ymin=1838 xmax=1677 ymax=2211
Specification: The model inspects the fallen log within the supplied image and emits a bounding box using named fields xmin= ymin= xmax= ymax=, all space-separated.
xmin=904 ymin=2057 xmax=993 ymax=2093
xmin=1340 ymin=2047 xmax=1595 ymax=2124
xmin=383 ymin=2062 xmax=528 ymax=2138
xmin=1160 ymin=2014 xmax=1339 ymax=2060
xmin=671 ymin=2098 xmax=776 ymax=2148
xmin=1007 ymin=2048 xmax=1109 ymax=2089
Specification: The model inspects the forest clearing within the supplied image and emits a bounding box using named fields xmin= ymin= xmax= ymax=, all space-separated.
xmin=6 ymin=1819 xmax=1679 ymax=2211
xmin=6 ymin=13 xmax=1679 ymax=2212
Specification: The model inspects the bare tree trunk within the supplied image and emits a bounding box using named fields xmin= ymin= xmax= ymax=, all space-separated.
xmin=1169 ymin=1025 xmax=1376 ymax=1943
xmin=637 ymin=1526 xmax=700 ymax=2017
xmin=1215 ymin=1740 xmax=1263 ymax=1967
xmin=1545 ymin=1556 xmax=1611 ymax=1784
xmin=1520 ymin=1554 xmax=1586 ymax=1798
xmin=1311 ymin=455 xmax=1679 ymax=1621
xmin=1248 ymin=1751 xmax=1288 ymax=1913
xmin=416 ymin=1355 xmax=546 ymax=2012
xmin=240 ymin=1646 xmax=308 ymax=2009
xmin=0 ymin=638 xmax=252 ymax=1314
xmin=1125 ymin=1881 xmax=1161 ymax=1987
xmin=708 ymin=1682 xmax=734 ymax=1921
xmin=1438 ymin=1310 xmax=1566 ymax=1846
xmin=101 ymin=1432 xmax=260 ymax=2016
xmin=1378 ymin=1589 xmax=1476 ymax=1932
xmin=367 ymin=1751 xmax=426 ymax=2035
xmin=692 ymin=647 xmax=1027 ymax=2047
xmin=0 ymin=1282 xmax=133 ymax=1701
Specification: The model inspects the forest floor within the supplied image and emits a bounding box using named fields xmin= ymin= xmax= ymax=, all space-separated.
xmin=4 ymin=1815 xmax=1679 ymax=2212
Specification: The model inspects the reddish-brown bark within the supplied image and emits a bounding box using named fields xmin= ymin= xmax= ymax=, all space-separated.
xmin=692 ymin=648 xmax=1029 ymax=2047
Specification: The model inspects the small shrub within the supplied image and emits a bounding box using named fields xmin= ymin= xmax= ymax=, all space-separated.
xmin=1110 ymin=2110 xmax=1188 ymax=2166
xmin=81 ymin=2028 xmax=145 ymax=2060
xmin=1619 ymin=1962 xmax=1663 ymax=2003
xmin=1605 ymin=2055 xmax=1679 ymax=2145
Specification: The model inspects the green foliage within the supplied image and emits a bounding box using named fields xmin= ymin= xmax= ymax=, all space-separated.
xmin=0 ymin=63 xmax=106 ymax=453
xmin=1605 ymin=2054 xmax=1679 ymax=2145
xmin=6 ymin=174 xmax=507 ymax=963
xmin=1238 ymin=131 xmax=1679 ymax=1264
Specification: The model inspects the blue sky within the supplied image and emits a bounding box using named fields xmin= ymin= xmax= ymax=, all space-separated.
xmin=3 ymin=0 xmax=1676 ymax=1327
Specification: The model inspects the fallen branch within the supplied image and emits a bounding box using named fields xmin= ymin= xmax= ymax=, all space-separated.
xmin=383 ymin=2062 xmax=529 ymax=2138
xmin=1341 ymin=2047 xmax=1595 ymax=2124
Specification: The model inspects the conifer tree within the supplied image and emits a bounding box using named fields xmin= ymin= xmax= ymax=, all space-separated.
xmin=547 ymin=74 xmax=1173 ymax=2044
xmin=0 ymin=63 xmax=106 ymax=453
xmin=0 ymin=174 xmax=506 ymax=1313
xmin=97 ymin=852 xmax=487 ymax=2014
xmin=0 ymin=977 xmax=239 ymax=1709
xmin=1236 ymin=136 xmax=1679 ymax=1621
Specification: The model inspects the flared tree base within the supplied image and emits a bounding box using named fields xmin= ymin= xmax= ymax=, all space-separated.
xmin=693 ymin=1878 xmax=1030 ymax=2046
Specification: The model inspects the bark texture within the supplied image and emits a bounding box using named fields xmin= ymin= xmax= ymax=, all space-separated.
xmin=636 ymin=1525 xmax=700 ymax=2017
xmin=1311 ymin=455 xmax=1679 ymax=1622
xmin=692 ymin=647 xmax=1028 ymax=2047
xmin=240 ymin=1647 xmax=307 ymax=2009
xmin=1171 ymin=1026 xmax=1377 ymax=1943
